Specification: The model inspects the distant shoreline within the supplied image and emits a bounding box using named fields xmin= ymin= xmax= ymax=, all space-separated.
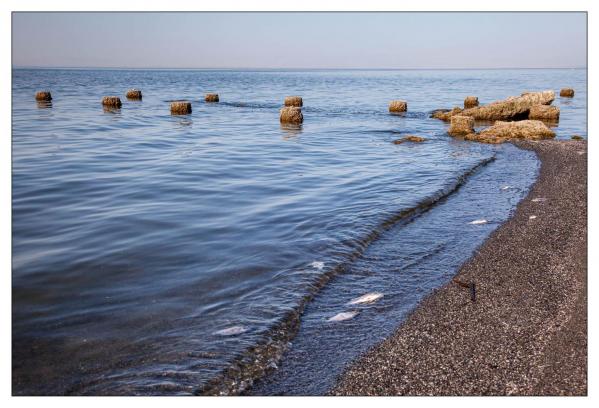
xmin=332 ymin=140 xmax=587 ymax=396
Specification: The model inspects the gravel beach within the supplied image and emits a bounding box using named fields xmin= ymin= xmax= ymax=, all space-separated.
xmin=332 ymin=140 xmax=587 ymax=396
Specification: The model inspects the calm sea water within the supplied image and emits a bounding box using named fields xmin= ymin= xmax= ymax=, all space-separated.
xmin=12 ymin=68 xmax=586 ymax=395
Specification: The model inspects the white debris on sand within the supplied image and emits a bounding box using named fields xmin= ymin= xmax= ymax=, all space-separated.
xmin=532 ymin=197 xmax=547 ymax=202
xmin=529 ymin=215 xmax=537 ymax=220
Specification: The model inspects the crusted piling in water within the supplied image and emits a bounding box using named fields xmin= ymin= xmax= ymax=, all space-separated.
xmin=284 ymin=96 xmax=303 ymax=107
xmin=280 ymin=106 xmax=303 ymax=124
xmin=171 ymin=101 xmax=192 ymax=115
xmin=528 ymin=105 xmax=560 ymax=121
xmin=464 ymin=96 xmax=479 ymax=109
xmin=389 ymin=100 xmax=408 ymax=113
xmin=560 ymin=88 xmax=575 ymax=97
xmin=102 ymin=96 xmax=122 ymax=108
xmin=35 ymin=91 xmax=52 ymax=101
xmin=126 ymin=89 xmax=142 ymax=100
xmin=205 ymin=93 xmax=219 ymax=102
xmin=448 ymin=115 xmax=475 ymax=136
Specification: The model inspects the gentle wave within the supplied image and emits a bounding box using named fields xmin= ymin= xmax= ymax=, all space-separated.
xmin=196 ymin=155 xmax=495 ymax=395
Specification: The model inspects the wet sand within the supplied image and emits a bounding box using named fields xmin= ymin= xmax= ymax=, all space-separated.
xmin=332 ymin=140 xmax=587 ymax=396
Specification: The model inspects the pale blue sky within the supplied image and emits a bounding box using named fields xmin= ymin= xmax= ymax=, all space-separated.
xmin=12 ymin=12 xmax=586 ymax=69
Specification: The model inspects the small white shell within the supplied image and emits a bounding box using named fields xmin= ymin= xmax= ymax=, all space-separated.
xmin=531 ymin=197 xmax=547 ymax=202
xmin=328 ymin=311 xmax=359 ymax=322
xmin=348 ymin=292 xmax=384 ymax=305
xmin=213 ymin=326 xmax=248 ymax=336
xmin=529 ymin=215 xmax=537 ymax=220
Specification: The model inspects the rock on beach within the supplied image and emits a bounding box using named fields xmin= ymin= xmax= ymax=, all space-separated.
xmin=465 ymin=120 xmax=555 ymax=144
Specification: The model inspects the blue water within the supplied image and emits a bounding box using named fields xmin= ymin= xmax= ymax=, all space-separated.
xmin=12 ymin=68 xmax=586 ymax=395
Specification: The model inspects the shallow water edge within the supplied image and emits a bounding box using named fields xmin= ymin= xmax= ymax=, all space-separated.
xmin=248 ymin=143 xmax=539 ymax=396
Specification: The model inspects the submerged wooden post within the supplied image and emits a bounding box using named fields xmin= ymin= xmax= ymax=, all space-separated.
xmin=560 ymin=88 xmax=575 ymax=97
xmin=205 ymin=93 xmax=219 ymax=102
xmin=126 ymin=89 xmax=142 ymax=100
xmin=284 ymin=96 xmax=303 ymax=107
xmin=464 ymin=96 xmax=479 ymax=109
xmin=171 ymin=101 xmax=192 ymax=115
xmin=280 ymin=106 xmax=303 ymax=124
xmin=35 ymin=91 xmax=52 ymax=101
xmin=102 ymin=96 xmax=122 ymax=108
xmin=389 ymin=100 xmax=407 ymax=113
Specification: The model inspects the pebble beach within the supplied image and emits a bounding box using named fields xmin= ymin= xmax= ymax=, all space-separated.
xmin=332 ymin=140 xmax=587 ymax=396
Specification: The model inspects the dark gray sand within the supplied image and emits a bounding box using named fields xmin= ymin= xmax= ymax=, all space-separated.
xmin=332 ymin=140 xmax=587 ymax=396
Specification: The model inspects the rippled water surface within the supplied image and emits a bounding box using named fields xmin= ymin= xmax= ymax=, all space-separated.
xmin=12 ymin=68 xmax=586 ymax=395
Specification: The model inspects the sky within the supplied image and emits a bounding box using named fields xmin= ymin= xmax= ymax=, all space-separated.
xmin=12 ymin=12 xmax=587 ymax=69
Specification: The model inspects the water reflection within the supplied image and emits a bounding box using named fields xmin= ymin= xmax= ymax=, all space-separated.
xmin=36 ymin=101 xmax=52 ymax=109
xmin=174 ymin=117 xmax=193 ymax=127
xmin=542 ymin=120 xmax=560 ymax=128
xmin=559 ymin=98 xmax=574 ymax=106
xmin=280 ymin=123 xmax=303 ymax=138
xmin=102 ymin=106 xmax=121 ymax=114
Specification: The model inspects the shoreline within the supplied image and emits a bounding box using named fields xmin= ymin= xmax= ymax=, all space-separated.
xmin=332 ymin=140 xmax=587 ymax=396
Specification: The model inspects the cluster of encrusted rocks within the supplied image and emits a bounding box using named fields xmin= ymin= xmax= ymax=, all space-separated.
xmin=431 ymin=88 xmax=575 ymax=144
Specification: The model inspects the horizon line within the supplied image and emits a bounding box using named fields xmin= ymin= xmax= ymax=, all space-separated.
xmin=12 ymin=65 xmax=588 ymax=71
